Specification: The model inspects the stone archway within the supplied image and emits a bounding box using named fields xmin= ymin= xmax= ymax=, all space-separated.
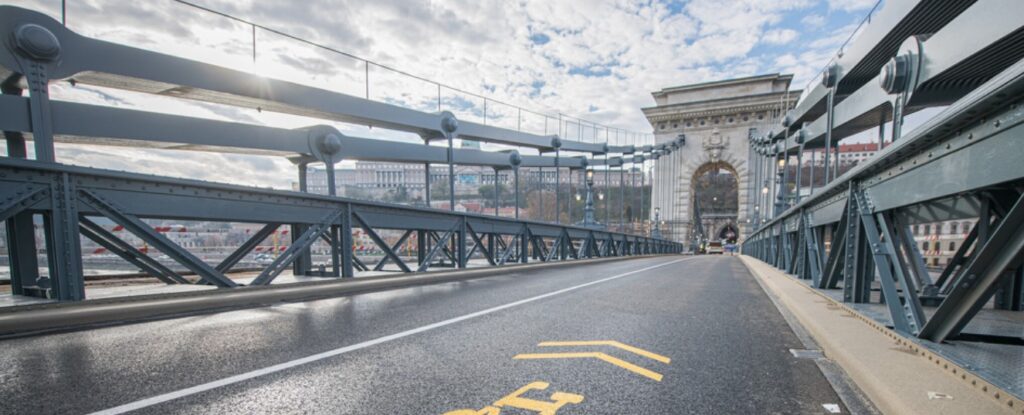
xmin=717 ymin=224 xmax=739 ymax=244
xmin=642 ymin=74 xmax=799 ymax=249
xmin=691 ymin=160 xmax=739 ymax=245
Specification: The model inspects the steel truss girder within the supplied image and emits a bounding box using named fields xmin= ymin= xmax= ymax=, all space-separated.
xmin=369 ymin=229 xmax=415 ymax=271
xmin=428 ymin=230 xmax=459 ymax=267
xmin=0 ymin=184 xmax=46 ymax=223
xmin=42 ymin=174 xmax=85 ymax=300
xmin=497 ymin=233 xmax=519 ymax=266
xmin=351 ymin=212 xmax=412 ymax=273
xmin=464 ymin=224 xmax=495 ymax=266
xmin=216 ymin=223 xmax=280 ymax=274
xmin=854 ymin=190 xmax=925 ymax=334
xmin=418 ymin=223 xmax=458 ymax=272
xmin=78 ymin=189 xmax=236 ymax=288
xmin=936 ymin=222 xmax=978 ymax=293
xmin=79 ymin=217 xmax=189 ymax=285
xmin=0 ymin=183 xmax=46 ymax=294
xmin=919 ymin=192 xmax=1024 ymax=342
xmin=841 ymin=186 xmax=870 ymax=303
xmin=799 ymin=211 xmax=823 ymax=283
xmin=251 ymin=209 xmax=345 ymax=285
xmin=891 ymin=214 xmax=934 ymax=290
xmin=0 ymin=159 xmax=678 ymax=256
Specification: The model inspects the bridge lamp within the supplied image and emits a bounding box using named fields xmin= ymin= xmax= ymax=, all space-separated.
xmin=598 ymin=192 xmax=605 ymax=201
xmin=575 ymin=193 xmax=582 ymax=201
xmin=762 ymin=186 xmax=769 ymax=195
xmin=778 ymin=158 xmax=786 ymax=168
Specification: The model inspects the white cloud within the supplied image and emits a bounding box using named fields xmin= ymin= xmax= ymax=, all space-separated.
xmin=828 ymin=0 xmax=878 ymax=12
xmin=801 ymin=14 xmax=827 ymax=28
xmin=762 ymin=29 xmax=798 ymax=45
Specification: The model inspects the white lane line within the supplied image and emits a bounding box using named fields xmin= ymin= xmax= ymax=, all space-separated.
xmin=90 ymin=257 xmax=692 ymax=415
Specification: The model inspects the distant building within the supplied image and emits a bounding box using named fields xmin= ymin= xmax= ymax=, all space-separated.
xmin=804 ymin=142 xmax=885 ymax=167
xmin=912 ymin=219 xmax=977 ymax=268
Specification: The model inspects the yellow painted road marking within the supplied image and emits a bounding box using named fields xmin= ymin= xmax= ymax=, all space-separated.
xmin=536 ymin=341 xmax=671 ymax=364
xmin=513 ymin=352 xmax=664 ymax=381
xmin=444 ymin=381 xmax=583 ymax=415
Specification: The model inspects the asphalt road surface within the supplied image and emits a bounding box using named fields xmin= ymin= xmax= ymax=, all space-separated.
xmin=0 ymin=256 xmax=853 ymax=414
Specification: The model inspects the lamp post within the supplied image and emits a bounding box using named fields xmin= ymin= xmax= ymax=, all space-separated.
xmin=775 ymin=157 xmax=786 ymax=217
xmin=652 ymin=207 xmax=662 ymax=239
xmin=581 ymin=169 xmax=601 ymax=228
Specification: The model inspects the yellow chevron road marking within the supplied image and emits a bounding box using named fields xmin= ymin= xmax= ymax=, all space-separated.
xmin=536 ymin=340 xmax=671 ymax=364
xmin=513 ymin=352 xmax=664 ymax=381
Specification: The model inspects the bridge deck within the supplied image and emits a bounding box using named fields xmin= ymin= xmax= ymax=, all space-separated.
xmin=0 ymin=256 xmax=857 ymax=414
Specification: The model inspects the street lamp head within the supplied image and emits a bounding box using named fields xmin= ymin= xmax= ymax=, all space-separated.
xmin=762 ymin=186 xmax=769 ymax=195
xmin=549 ymin=136 xmax=562 ymax=150
xmin=575 ymin=193 xmax=582 ymax=201
xmin=586 ymin=169 xmax=594 ymax=182
xmin=778 ymin=158 xmax=786 ymax=168
xmin=439 ymin=111 xmax=459 ymax=134
xmin=598 ymin=192 xmax=605 ymax=201
xmin=655 ymin=207 xmax=660 ymax=214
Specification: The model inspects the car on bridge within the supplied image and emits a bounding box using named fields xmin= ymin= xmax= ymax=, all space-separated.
xmin=706 ymin=241 xmax=724 ymax=255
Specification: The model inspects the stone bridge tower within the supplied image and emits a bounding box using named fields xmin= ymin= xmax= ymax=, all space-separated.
xmin=642 ymin=74 xmax=799 ymax=247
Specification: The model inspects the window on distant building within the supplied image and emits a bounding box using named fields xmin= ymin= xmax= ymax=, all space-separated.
xmin=961 ymin=221 xmax=971 ymax=234
xmin=950 ymin=222 xmax=958 ymax=234
xmin=923 ymin=225 xmax=931 ymax=235
xmin=913 ymin=225 xmax=919 ymax=235
xmin=933 ymin=241 xmax=940 ymax=251
xmin=922 ymin=241 xmax=929 ymax=251
xmin=949 ymin=241 xmax=956 ymax=251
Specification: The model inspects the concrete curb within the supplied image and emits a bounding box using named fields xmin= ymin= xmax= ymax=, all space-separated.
xmin=0 ymin=255 xmax=673 ymax=338
xmin=740 ymin=255 xmax=1020 ymax=415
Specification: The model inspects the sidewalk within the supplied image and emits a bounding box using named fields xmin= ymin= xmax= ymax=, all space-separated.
xmin=741 ymin=255 xmax=1020 ymax=415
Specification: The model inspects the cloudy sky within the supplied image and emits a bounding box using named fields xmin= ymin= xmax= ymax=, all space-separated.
xmin=7 ymin=0 xmax=881 ymax=188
